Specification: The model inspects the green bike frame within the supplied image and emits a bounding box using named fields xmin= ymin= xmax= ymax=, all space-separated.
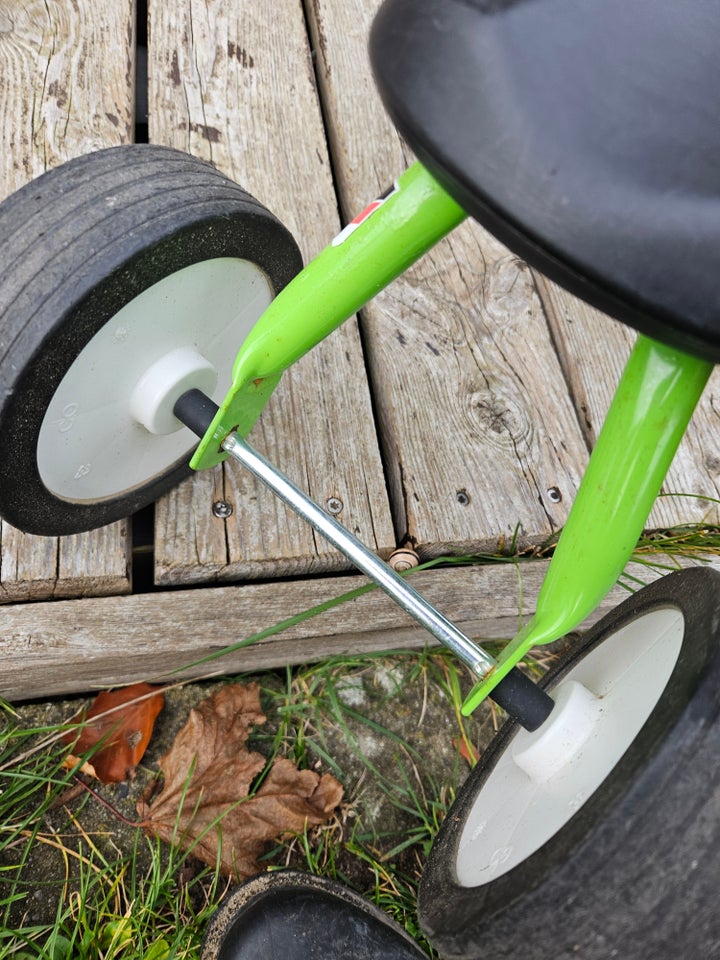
xmin=191 ymin=163 xmax=467 ymax=471
xmin=191 ymin=160 xmax=713 ymax=715
xmin=463 ymin=336 xmax=711 ymax=713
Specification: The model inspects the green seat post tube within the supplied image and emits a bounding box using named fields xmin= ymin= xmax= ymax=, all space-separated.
xmin=463 ymin=335 xmax=713 ymax=714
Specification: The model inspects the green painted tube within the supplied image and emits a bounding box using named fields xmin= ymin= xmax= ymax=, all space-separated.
xmin=463 ymin=335 xmax=713 ymax=714
xmin=191 ymin=163 xmax=466 ymax=470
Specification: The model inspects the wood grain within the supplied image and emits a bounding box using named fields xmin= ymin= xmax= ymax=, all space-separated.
xmin=148 ymin=0 xmax=395 ymax=585
xmin=305 ymin=0 xmax=590 ymax=556
xmin=536 ymin=276 xmax=720 ymax=530
xmin=0 ymin=0 xmax=716 ymax=702
xmin=1 ymin=557 xmax=701 ymax=701
xmin=0 ymin=0 xmax=132 ymax=602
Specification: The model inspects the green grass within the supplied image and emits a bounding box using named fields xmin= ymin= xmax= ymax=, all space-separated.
xmin=3 ymin=524 xmax=720 ymax=958
xmin=247 ymin=649 xmax=503 ymax=953
xmin=0 ymin=702 xmax=226 ymax=958
xmin=0 ymin=647 xmax=505 ymax=959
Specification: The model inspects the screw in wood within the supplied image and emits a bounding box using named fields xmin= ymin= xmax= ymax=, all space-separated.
xmin=388 ymin=547 xmax=420 ymax=572
xmin=212 ymin=500 xmax=234 ymax=519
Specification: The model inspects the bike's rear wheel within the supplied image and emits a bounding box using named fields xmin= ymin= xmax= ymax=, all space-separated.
xmin=420 ymin=567 xmax=720 ymax=959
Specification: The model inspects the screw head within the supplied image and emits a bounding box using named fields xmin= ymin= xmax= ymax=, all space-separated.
xmin=326 ymin=497 xmax=343 ymax=515
xmin=456 ymin=489 xmax=471 ymax=506
xmin=388 ymin=547 xmax=420 ymax=572
xmin=212 ymin=500 xmax=234 ymax=519
xmin=547 ymin=486 xmax=562 ymax=504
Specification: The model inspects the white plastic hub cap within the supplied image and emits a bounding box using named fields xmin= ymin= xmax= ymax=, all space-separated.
xmin=37 ymin=257 xmax=273 ymax=502
xmin=129 ymin=347 xmax=218 ymax=436
xmin=455 ymin=607 xmax=684 ymax=886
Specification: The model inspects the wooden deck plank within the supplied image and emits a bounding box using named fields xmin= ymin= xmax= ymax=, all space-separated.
xmin=305 ymin=0 xmax=590 ymax=557
xmin=0 ymin=0 xmax=132 ymax=602
xmin=1 ymin=557 xmax=703 ymax=701
xmin=0 ymin=1 xmax=716 ymax=703
xmin=536 ymin=277 xmax=720 ymax=529
xmin=149 ymin=0 xmax=396 ymax=585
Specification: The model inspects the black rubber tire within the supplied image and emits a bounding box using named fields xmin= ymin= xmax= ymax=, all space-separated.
xmin=0 ymin=144 xmax=302 ymax=536
xmin=201 ymin=870 xmax=427 ymax=960
xmin=419 ymin=567 xmax=720 ymax=959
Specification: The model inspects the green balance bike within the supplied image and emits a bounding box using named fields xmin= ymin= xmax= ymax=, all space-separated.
xmin=1 ymin=0 xmax=719 ymax=957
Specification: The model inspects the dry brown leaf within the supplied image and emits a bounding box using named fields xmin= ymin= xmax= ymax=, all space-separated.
xmin=137 ymin=682 xmax=343 ymax=880
xmin=63 ymin=683 xmax=165 ymax=783
xmin=453 ymin=736 xmax=480 ymax=767
xmin=61 ymin=756 xmax=97 ymax=778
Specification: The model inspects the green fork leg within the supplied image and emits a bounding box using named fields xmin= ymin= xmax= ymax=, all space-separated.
xmin=462 ymin=335 xmax=713 ymax=715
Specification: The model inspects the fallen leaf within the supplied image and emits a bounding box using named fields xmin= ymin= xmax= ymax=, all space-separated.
xmin=453 ymin=736 xmax=480 ymax=767
xmin=61 ymin=756 xmax=97 ymax=778
xmin=63 ymin=683 xmax=165 ymax=783
xmin=137 ymin=682 xmax=343 ymax=880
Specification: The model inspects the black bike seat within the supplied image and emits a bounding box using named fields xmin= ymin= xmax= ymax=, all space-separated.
xmin=370 ymin=0 xmax=720 ymax=362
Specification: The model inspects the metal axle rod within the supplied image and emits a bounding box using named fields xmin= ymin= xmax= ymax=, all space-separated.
xmin=174 ymin=389 xmax=554 ymax=730
xmin=222 ymin=431 xmax=495 ymax=677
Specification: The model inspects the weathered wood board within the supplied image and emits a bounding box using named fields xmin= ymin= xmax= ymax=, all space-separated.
xmin=2 ymin=556 xmax=706 ymax=701
xmin=305 ymin=0 xmax=590 ymax=557
xmin=149 ymin=0 xmax=395 ymax=585
xmin=0 ymin=0 xmax=131 ymax=602
xmin=0 ymin=0 xmax=718 ymax=703
xmin=536 ymin=276 xmax=720 ymax=530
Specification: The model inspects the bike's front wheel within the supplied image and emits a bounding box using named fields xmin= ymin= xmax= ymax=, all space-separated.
xmin=0 ymin=145 xmax=302 ymax=536
xmin=420 ymin=566 xmax=720 ymax=959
